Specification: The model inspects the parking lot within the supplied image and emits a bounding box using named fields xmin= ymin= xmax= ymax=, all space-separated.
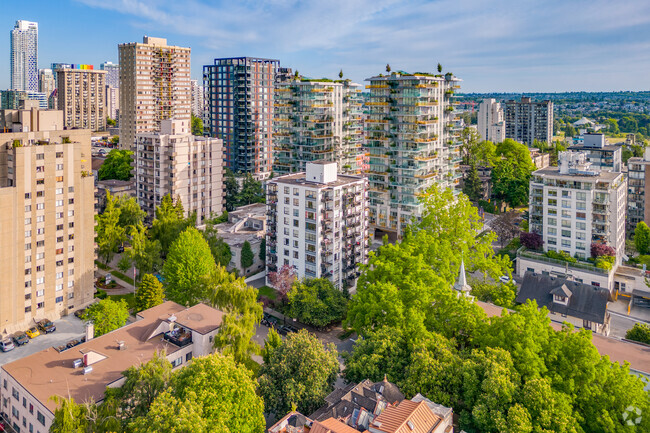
xmin=0 ymin=315 xmax=86 ymax=366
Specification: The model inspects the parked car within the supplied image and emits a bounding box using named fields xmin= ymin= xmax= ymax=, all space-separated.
xmin=499 ymin=275 xmax=512 ymax=284
xmin=0 ymin=339 xmax=15 ymax=352
xmin=26 ymin=327 xmax=40 ymax=339
xmin=261 ymin=313 xmax=278 ymax=327
xmin=12 ymin=331 xmax=29 ymax=346
xmin=74 ymin=308 xmax=86 ymax=319
xmin=37 ymin=319 xmax=56 ymax=334
xmin=278 ymin=324 xmax=299 ymax=336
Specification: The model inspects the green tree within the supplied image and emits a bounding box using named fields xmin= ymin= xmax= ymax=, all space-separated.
xmin=82 ymin=298 xmax=130 ymax=336
xmin=239 ymin=173 xmax=265 ymax=205
xmin=288 ymin=278 xmax=347 ymax=328
xmin=626 ymin=322 xmax=650 ymax=344
xmin=240 ymin=240 xmax=254 ymax=270
xmin=338 ymin=69 xmax=343 ymax=79
xmin=191 ymin=114 xmax=203 ymax=136
xmin=128 ymin=221 xmax=163 ymax=281
xmin=98 ymin=149 xmax=133 ymax=181
xmin=115 ymin=195 xmax=146 ymax=230
xmin=202 ymin=222 xmax=233 ymax=267
xmin=469 ymin=280 xmax=517 ymax=309
xmin=386 ymin=63 xmax=391 ymax=73
xmin=492 ymin=158 xmax=532 ymax=208
xmin=163 ymin=227 xmax=216 ymax=306
xmin=259 ymin=237 xmax=266 ymax=262
xmin=258 ymin=329 xmax=339 ymax=415
xmin=169 ymin=354 xmax=265 ymax=433
xmin=224 ymin=168 xmax=240 ymax=211
xmin=108 ymin=351 xmax=172 ymax=429
xmin=204 ymin=266 xmax=263 ymax=368
xmin=463 ymin=163 xmax=483 ymax=201
xmin=151 ymin=194 xmax=194 ymax=256
xmin=129 ymin=390 xmax=207 ymax=433
xmin=634 ymin=221 xmax=650 ymax=254
xmin=106 ymin=117 xmax=116 ymax=126
xmin=564 ymin=124 xmax=577 ymax=138
xmin=135 ymin=274 xmax=165 ymax=313
xmin=437 ymin=62 xmax=443 ymax=73
xmin=95 ymin=192 xmax=126 ymax=265
xmin=50 ymin=396 xmax=120 ymax=433
xmin=459 ymin=127 xmax=482 ymax=165
xmin=262 ymin=327 xmax=283 ymax=364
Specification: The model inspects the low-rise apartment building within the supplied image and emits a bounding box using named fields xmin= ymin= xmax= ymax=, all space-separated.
xmin=0 ymin=124 xmax=95 ymax=334
xmin=135 ymin=119 xmax=224 ymax=223
xmin=214 ymin=203 xmax=266 ymax=276
xmin=0 ymin=302 xmax=223 ymax=433
xmin=266 ymin=162 xmax=368 ymax=290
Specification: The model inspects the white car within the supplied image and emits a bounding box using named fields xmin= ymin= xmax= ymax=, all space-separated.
xmin=0 ymin=338 xmax=15 ymax=352
xmin=499 ymin=275 xmax=511 ymax=284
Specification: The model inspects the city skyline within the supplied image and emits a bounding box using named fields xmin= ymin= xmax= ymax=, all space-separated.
xmin=0 ymin=0 xmax=649 ymax=93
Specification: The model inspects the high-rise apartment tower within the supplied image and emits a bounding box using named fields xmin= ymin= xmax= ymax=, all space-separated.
xmin=56 ymin=65 xmax=106 ymax=131
xmin=505 ymin=97 xmax=553 ymax=145
xmin=118 ymin=37 xmax=191 ymax=149
xmin=364 ymin=71 xmax=462 ymax=239
xmin=204 ymin=57 xmax=279 ymax=178
xmin=477 ymin=98 xmax=505 ymax=143
xmin=10 ymin=20 xmax=38 ymax=92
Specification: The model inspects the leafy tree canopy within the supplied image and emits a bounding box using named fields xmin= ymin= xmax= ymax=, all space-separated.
xmin=288 ymin=278 xmax=348 ymax=328
xmin=82 ymin=298 xmax=130 ymax=337
xmin=98 ymin=149 xmax=133 ymax=181
xmin=135 ymin=274 xmax=165 ymax=313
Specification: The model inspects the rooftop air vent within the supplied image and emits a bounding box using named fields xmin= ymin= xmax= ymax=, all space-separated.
xmin=73 ymin=359 xmax=83 ymax=368
xmin=83 ymin=366 xmax=93 ymax=375
xmin=407 ymin=420 xmax=415 ymax=430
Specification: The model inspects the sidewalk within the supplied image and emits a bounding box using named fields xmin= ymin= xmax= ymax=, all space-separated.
xmin=608 ymin=298 xmax=650 ymax=323
xmin=95 ymin=268 xmax=135 ymax=294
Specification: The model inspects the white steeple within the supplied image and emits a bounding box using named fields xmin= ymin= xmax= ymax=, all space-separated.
xmin=454 ymin=258 xmax=472 ymax=294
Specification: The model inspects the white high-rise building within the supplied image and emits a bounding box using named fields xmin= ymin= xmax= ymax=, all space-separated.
xmin=528 ymin=152 xmax=626 ymax=262
xmin=10 ymin=20 xmax=39 ymax=92
xmin=265 ymin=162 xmax=369 ymax=290
xmin=135 ymin=119 xmax=224 ymax=223
xmin=100 ymin=61 xmax=120 ymax=88
xmin=190 ymin=79 xmax=204 ymax=123
xmin=38 ymin=69 xmax=55 ymax=99
xmin=477 ymin=98 xmax=505 ymax=143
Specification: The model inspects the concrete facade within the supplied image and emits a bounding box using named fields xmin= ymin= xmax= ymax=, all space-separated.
xmin=477 ymin=98 xmax=505 ymax=143
xmin=266 ymin=162 xmax=369 ymax=289
xmin=0 ymin=104 xmax=63 ymax=133
xmin=119 ymin=37 xmax=191 ymax=149
xmin=505 ymin=97 xmax=553 ymax=145
xmin=56 ymin=67 xmax=106 ymax=131
xmin=364 ymin=72 xmax=462 ymax=239
xmin=135 ymin=119 xmax=224 ymax=223
xmin=273 ymin=79 xmax=365 ymax=175
xmin=0 ymin=127 xmax=95 ymax=335
xmin=627 ymin=147 xmax=650 ymax=233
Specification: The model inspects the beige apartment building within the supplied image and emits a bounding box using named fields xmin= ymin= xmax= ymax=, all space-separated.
xmin=135 ymin=119 xmax=224 ymax=223
xmin=0 ymin=125 xmax=95 ymax=334
xmin=56 ymin=67 xmax=106 ymax=131
xmin=119 ymin=37 xmax=191 ymax=149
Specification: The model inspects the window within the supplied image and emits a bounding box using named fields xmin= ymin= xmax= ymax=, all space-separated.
xmin=185 ymin=352 xmax=193 ymax=362
xmin=36 ymin=289 xmax=44 ymax=296
xmin=55 ymin=296 xmax=63 ymax=303
xmin=561 ymin=200 xmax=571 ymax=208
xmin=293 ymin=198 xmax=299 ymax=206
xmin=561 ymin=210 xmax=571 ymax=218
xmin=576 ymin=192 xmax=586 ymax=201
xmin=592 ymin=282 xmax=600 ymax=287
xmin=36 ymin=153 xmax=44 ymax=160
xmin=24 ymin=306 xmax=31 ymax=313
xmin=561 ymin=230 xmax=571 ymax=238
xmin=576 ymin=202 xmax=586 ymax=210
xmin=55 ymin=200 xmax=63 ymax=207
xmin=548 ymin=237 xmax=557 ymax=245
xmin=22 ymin=397 xmax=26 ymax=408
xmin=12 ymin=405 xmax=19 ymax=419
xmin=12 ymin=388 xmax=19 ymax=400
xmin=37 ymin=302 xmax=44 ymax=309
xmin=25 ymin=230 xmax=31 ymax=238
xmin=293 ymin=251 xmax=299 ymax=259
xmin=583 ymin=319 xmax=591 ymax=330
xmin=576 ymin=212 xmax=586 ymax=220
xmin=576 ymin=242 xmax=586 ymax=250
xmin=561 ymin=220 xmax=571 ymax=228
xmin=548 ymin=190 xmax=557 ymax=197
xmin=37 ymin=411 xmax=45 ymax=426
xmin=36 ymin=228 xmax=44 ymax=235
xmin=576 ymin=232 xmax=586 ymax=240
xmin=561 ymin=239 xmax=571 ymax=248
xmin=25 ymin=193 xmax=31 ymax=199
xmin=37 ymin=215 xmax=44 ymax=223
xmin=547 ymin=218 xmax=556 ymax=226
xmin=171 ymin=357 xmax=182 ymax=367
xmin=25 ymin=205 xmax=31 ymax=212
xmin=56 ymin=152 xmax=63 ymax=158
xmin=562 ymin=191 xmax=571 ymax=198
xmin=547 ymin=228 xmax=557 ymax=235
xmin=293 ymin=219 xmax=299 ymax=227
xmin=576 ymin=222 xmax=586 ymax=230
xmin=55 ymin=188 xmax=63 ymax=195
xmin=36 ymin=179 xmax=44 ymax=185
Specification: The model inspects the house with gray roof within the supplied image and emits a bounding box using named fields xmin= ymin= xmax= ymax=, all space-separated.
xmin=516 ymin=272 xmax=610 ymax=335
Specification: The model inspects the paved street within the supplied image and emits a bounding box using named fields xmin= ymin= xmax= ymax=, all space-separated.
xmin=0 ymin=315 xmax=86 ymax=366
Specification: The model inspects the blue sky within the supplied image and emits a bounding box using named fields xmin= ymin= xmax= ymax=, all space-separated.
xmin=1 ymin=0 xmax=649 ymax=92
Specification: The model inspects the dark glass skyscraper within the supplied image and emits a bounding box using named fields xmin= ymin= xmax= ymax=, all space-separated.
xmin=203 ymin=57 xmax=279 ymax=178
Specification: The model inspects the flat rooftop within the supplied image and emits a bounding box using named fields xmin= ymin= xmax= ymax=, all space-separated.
xmin=272 ymin=172 xmax=365 ymax=188
xmin=532 ymin=167 xmax=621 ymax=182
xmin=2 ymin=302 xmax=222 ymax=414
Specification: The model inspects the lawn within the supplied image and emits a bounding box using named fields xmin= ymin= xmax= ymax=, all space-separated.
xmin=109 ymin=293 xmax=136 ymax=311
xmin=258 ymin=285 xmax=278 ymax=300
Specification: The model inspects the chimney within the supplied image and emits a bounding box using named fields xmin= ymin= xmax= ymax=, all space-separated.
xmin=86 ymin=323 xmax=94 ymax=341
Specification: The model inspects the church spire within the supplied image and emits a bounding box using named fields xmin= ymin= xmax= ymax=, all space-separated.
xmin=454 ymin=258 xmax=472 ymax=294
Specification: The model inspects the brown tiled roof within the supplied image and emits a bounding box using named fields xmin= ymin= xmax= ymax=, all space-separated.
xmin=1 ymin=302 xmax=220 ymax=415
xmin=309 ymin=418 xmax=360 ymax=433
xmin=371 ymin=400 xmax=440 ymax=433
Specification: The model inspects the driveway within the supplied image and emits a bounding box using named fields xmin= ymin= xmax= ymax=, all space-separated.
xmin=0 ymin=315 xmax=86 ymax=366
